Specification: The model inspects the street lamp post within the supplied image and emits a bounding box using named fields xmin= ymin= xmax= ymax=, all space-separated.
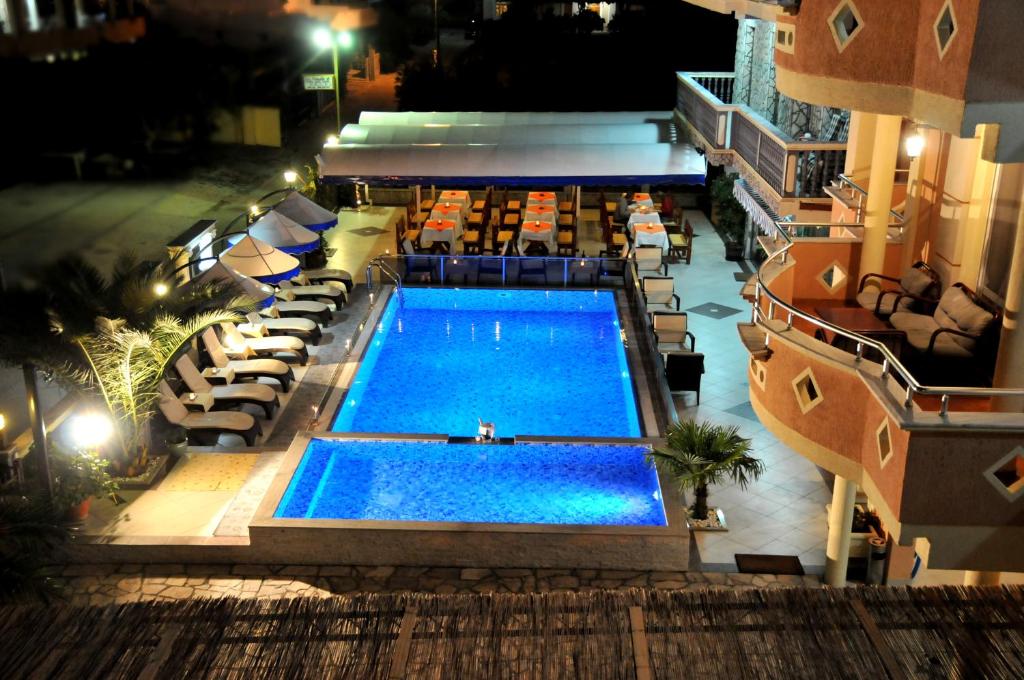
xmin=313 ymin=28 xmax=354 ymax=135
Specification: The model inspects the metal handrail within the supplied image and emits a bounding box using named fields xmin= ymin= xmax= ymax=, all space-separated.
xmin=754 ymin=219 xmax=1024 ymax=417
xmin=836 ymin=173 xmax=906 ymax=224
xmin=366 ymin=256 xmax=403 ymax=303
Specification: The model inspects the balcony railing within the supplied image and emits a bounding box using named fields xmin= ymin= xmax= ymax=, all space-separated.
xmin=676 ymin=72 xmax=847 ymax=200
xmin=753 ymin=212 xmax=1024 ymax=417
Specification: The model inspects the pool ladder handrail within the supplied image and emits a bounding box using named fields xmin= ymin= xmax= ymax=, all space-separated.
xmin=367 ymin=256 xmax=403 ymax=303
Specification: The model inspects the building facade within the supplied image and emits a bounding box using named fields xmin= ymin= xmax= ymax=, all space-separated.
xmin=678 ymin=0 xmax=1024 ymax=586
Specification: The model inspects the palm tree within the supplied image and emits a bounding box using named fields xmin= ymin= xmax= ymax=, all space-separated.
xmin=76 ymin=310 xmax=244 ymax=472
xmin=647 ymin=419 xmax=764 ymax=521
xmin=0 ymin=251 xmax=254 ymax=474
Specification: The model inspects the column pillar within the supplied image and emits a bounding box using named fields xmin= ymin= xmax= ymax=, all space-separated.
xmin=824 ymin=475 xmax=857 ymax=586
xmin=964 ymin=570 xmax=1001 ymax=586
xmin=992 ymin=176 xmax=1024 ymax=412
xmin=958 ymin=124 xmax=1001 ymax=288
xmin=858 ymin=114 xmax=902 ymax=278
xmin=843 ymin=110 xmax=878 ymax=181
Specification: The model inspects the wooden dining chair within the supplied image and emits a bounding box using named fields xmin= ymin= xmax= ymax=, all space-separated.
xmin=419 ymin=198 xmax=435 ymax=212
xmin=558 ymin=187 xmax=574 ymax=215
xmin=463 ymin=219 xmax=485 ymax=255
xmin=557 ymin=226 xmax=577 ymax=257
xmin=668 ymin=221 xmax=693 ymax=264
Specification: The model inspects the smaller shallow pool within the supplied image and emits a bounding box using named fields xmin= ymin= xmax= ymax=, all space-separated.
xmin=274 ymin=438 xmax=667 ymax=526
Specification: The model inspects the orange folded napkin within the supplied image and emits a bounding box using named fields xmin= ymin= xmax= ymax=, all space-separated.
xmin=529 ymin=192 xmax=554 ymax=201
xmin=530 ymin=205 xmax=554 ymax=213
xmin=434 ymin=205 xmax=458 ymax=214
xmin=635 ymin=223 xmax=665 ymax=233
xmin=425 ymin=219 xmax=455 ymax=230
xmin=634 ymin=193 xmax=650 ymax=201
xmin=523 ymin=221 xmax=548 ymax=233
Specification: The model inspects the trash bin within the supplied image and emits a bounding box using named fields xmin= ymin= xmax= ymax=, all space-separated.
xmin=866 ymin=536 xmax=887 ymax=585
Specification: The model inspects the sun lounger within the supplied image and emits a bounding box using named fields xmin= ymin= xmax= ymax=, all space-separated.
xmin=220 ymin=322 xmax=308 ymax=365
xmin=174 ymin=355 xmax=279 ymax=419
xmin=157 ymin=381 xmax=261 ymax=446
xmin=299 ymin=268 xmax=353 ymax=292
xmin=201 ymin=328 xmax=294 ymax=392
xmin=272 ymin=290 xmax=332 ymax=324
xmin=278 ymin=279 xmax=345 ymax=307
xmin=244 ymin=311 xmax=320 ymax=344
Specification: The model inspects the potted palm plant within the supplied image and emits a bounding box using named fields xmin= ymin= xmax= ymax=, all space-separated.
xmin=709 ymin=173 xmax=747 ymax=261
xmin=647 ymin=419 xmax=764 ymax=530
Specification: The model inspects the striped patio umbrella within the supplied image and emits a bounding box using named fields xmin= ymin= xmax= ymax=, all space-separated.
xmin=231 ymin=211 xmax=320 ymax=254
xmin=219 ymin=235 xmax=300 ymax=284
xmin=273 ymin=191 xmax=339 ymax=232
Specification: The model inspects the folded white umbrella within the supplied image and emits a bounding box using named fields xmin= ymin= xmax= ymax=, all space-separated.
xmin=232 ymin=211 xmax=320 ymax=254
xmin=273 ymin=191 xmax=338 ymax=232
xmin=193 ymin=261 xmax=276 ymax=308
xmin=219 ymin=235 xmax=300 ymax=284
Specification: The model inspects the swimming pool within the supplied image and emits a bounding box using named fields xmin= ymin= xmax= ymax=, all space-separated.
xmin=332 ymin=288 xmax=641 ymax=438
xmin=274 ymin=438 xmax=666 ymax=526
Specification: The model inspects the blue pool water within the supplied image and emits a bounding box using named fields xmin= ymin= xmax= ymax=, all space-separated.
xmin=332 ymin=288 xmax=641 ymax=437
xmin=275 ymin=438 xmax=666 ymax=525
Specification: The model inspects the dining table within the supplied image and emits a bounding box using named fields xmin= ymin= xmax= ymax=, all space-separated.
xmin=633 ymin=222 xmax=669 ymax=253
xmin=420 ymin=218 xmax=459 ymax=249
xmin=430 ymin=203 xmax=465 ymax=230
xmin=437 ymin=190 xmax=471 ymax=215
xmin=524 ymin=203 xmax=558 ymax=225
xmin=527 ymin=191 xmax=557 ymax=206
xmin=627 ymin=209 xmax=661 ymax=230
xmin=518 ymin=220 xmax=557 ymax=254
xmin=632 ymin=192 xmax=654 ymax=208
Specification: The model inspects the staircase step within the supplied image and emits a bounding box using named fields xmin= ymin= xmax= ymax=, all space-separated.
xmin=737 ymin=322 xmax=772 ymax=360
xmin=740 ymin=274 xmax=758 ymax=303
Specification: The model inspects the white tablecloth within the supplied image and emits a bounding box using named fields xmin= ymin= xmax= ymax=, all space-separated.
xmin=420 ymin=219 xmax=459 ymax=249
xmin=524 ymin=204 xmax=558 ymax=225
xmin=430 ymin=205 xmax=465 ymax=231
xmin=633 ymin=224 xmax=669 ymax=253
xmin=437 ymin=191 xmax=471 ymax=217
xmin=518 ymin=221 xmax=557 ymax=254
xmin=527 ymin=192 xmax=557 ymax=206
xmin=632 ymin=193 xmax=654 ymax=208
xmin=628 ymin=211 xmax=661 ymax=230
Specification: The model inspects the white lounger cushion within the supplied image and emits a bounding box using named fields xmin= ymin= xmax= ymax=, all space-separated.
xmin=270 ymin=298 xmax=330 ymax=315
xmin=220 ymin=322 xmax=306 ymax=354
xmin=279 ymin=280 xmax=347 ymax=301
xmin=247 ymin=312 xmax=317 ymax=333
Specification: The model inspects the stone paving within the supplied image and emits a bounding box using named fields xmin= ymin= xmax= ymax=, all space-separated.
xmin=47 ymin=563 xmax=822 ymax=606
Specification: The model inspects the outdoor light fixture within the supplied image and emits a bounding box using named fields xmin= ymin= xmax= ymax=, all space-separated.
xmin=312 ymin=27 xmax=332 ymax=50
xmin=326 ymin=135 xmax=339 ymax=146
xmin=0 ymin=413 xmax=6 ymax=448
xmin=70 ymin=412 xmax=113 ymax=451
xmin=337 ymin=31 xmax=354 ymax=49
xmin=250 ymin=204 xmax=261 ymax=215
xmin=283 ymin=170 xmax=298 ymax=184
xmin=153 ymin=282 xmax=169 ymax=297
xmin=905 ymin=134 xmax=926 ymax=159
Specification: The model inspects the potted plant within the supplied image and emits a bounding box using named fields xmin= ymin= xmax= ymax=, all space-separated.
xmin=709 ymin=173 xmax=747 ymax=261
xmin=50 ymin=444 xmax=118 ymax=521
xmin=165 ymin=426 xmax=189 ymax=459
xmin=647 ymin=419 xmax=764 ymax=530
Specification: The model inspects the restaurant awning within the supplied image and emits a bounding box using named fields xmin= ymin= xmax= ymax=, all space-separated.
xmin=318 ymin=143 xmax=707 ymax=187
xmin=219 ymin=235 xmax=300 ymax=284
xmin=357 ymin=111 xmax=673 ymax=126
xmin=272 ymin=191 xmax=339 ymax=232
xmin=230 ymin=212 xmax=319 ymax=254
xmin=338 ymin=123 xmax=668 ymax=146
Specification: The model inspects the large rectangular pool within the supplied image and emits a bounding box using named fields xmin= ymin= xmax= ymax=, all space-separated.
xmin=275 ymin=438 xmax=666 ymax=526
xmin=332 ymin=288 xmax=641 ymax=438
